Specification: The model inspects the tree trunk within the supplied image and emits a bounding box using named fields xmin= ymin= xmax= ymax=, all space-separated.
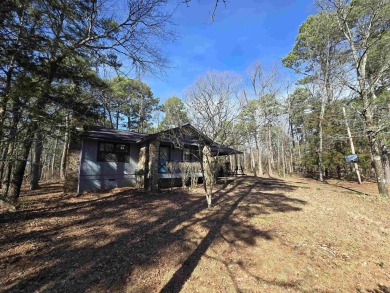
xmin=250 ymin=147 xmax=256 ymax=176
xmin=30 ymin=132 xmax=43 ymax=189
xmin=382 ymin=144 xmax=390 ymax=185
xmin=0 ymin=142 xmax=9 ymax=189
xmin=366 ymin=109 xmax=388 ymax=195
xmin=281 ymin=136 xmax=286 ymax=178
xmin=289 ymin=140 xmax=294 ymax=173
xmin=257 ymin=144 xmax=263 ymax=176
xmin=254 ymin=132 xmax=263 ymax=176
xmin=297 ymin=139 xmax=302 ymax=168
xmin=243 ymin=150 xmax=247 ymax=174
xmin=7 ymin=123 xmax=37 ymax=203
xmin=41 ymin=147 xmax=49 ymax=181
xmin=267 ymin=124 xmax=273 ymax=177
xmin=2 ymin=142 xmax=15 ymax=199
xmin=116 ymin=110 xmax=119 ymax=129
xmin=318 ymin=93 xmax=326 ymax=182
xmin=51 ymin=137 xmax=58 ymax=179
xmin=277 ymin=137 xmax=281 ymax=176
xmin=1 ymin=97 xmax=22 ymax=198
xmin=203 ymin=146 xmax=214 ymax=208
xmin=60 ymin=113 xmax=70 ymax=180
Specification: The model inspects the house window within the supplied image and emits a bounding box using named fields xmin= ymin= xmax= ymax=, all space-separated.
xmin=190 ymin=149 xmax=199 ymax=162
xmin=97 ymin=142 xmax=130 ymax=162
xmin=159 ymin=147 xmax=169 ymax=173
xmin=183 ymin=148 xmax=191 ymax=162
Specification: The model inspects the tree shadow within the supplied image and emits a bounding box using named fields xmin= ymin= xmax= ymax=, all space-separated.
xmin=365 ymin=284 xmax=390 ymax=293
xmin=1 ymin=176 xmax=304 ymax=292
xmin=160 ymin=177 xmax=304 ymax=293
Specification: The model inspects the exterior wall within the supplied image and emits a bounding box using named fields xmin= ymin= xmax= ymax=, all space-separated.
xmin=78 ymin=139 xmax=139 ymax=193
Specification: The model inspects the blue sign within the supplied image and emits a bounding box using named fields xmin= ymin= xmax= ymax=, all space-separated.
xmin=345 ymin=154 xmax=358 ymax=163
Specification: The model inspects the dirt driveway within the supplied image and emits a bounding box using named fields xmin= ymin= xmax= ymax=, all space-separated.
xmin=1 ymin=176 xmax=389 ymax=292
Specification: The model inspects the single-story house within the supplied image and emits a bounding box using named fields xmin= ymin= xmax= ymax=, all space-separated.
xmin=64 ymin=124 xmax=241 ymax=193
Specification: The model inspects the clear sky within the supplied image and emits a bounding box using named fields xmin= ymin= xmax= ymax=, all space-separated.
xmin=142 ymin=0 xmax=315 ymax=103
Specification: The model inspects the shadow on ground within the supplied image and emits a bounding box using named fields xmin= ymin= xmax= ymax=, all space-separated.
xmin=0 ymin=176 xmax=304 ymax=292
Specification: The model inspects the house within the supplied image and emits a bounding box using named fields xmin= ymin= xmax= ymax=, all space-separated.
xmin=64 ymin=124 xmax=241 ymax=193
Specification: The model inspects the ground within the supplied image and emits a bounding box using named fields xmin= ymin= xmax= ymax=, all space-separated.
xmin=0 ymin=176 xmax=389 ymax=293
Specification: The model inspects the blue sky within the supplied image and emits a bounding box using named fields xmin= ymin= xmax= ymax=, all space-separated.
xmin=143 ymin=0 xmax=314 ymax=103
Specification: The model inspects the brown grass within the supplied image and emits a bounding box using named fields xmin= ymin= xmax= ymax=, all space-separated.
xmin=0 ymin=176 xmax=389 ymax=292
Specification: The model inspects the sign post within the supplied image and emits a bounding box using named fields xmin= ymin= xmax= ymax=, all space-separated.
xmin=343 ymin=107 xmax=362 ymax=184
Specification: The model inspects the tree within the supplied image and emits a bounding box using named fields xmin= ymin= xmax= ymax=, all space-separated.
xmin=109 ymin=77 xmax=159 ymax=132
xmin=316 ymin=0 xmax=389 ymax=195
xmin=0 ymin=0 xmax=176 ymax=203
xmin=283 ymin=11 xmax=342 ymax=181
xmin=159 ymin=96 xmax=190 ymax=130
xmin=183 ymin=71 xmax=242 ymax=208
xmin=246 ymin=61 xmax=284 ymax=177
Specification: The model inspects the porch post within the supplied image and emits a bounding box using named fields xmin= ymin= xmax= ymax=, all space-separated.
xmin=148 ymin=139 xmax=160 ymax=191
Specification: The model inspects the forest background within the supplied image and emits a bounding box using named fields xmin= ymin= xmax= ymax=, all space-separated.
xmin=0 ymin=0 xmax=389 ymax=205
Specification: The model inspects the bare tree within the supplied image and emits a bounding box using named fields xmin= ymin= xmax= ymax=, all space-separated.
xmin=183 ymin=71 xmax=243 ymax=208
xmin=247 ymin=61 xmax=283 ymax=177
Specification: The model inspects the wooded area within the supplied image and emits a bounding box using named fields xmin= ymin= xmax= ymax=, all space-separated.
xmin=0 ymin=0 xmax=389 ymax=209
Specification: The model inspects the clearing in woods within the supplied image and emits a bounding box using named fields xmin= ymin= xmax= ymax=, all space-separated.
xmin=0 ymin=176 xmax=389 ymax=292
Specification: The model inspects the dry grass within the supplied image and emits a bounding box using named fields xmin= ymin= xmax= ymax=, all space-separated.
xmin=0 ymin=176 xmax=389 ymax=292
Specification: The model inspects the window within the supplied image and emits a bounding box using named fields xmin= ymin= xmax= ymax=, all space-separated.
xmin=190 ymin=149 xmax=199 ymax=161
xmin=183 ymin=148 xmax=191 ymax=162
xmin=159 ymin=147 xmax=169 ymax=173
xmin=97 ymin=142 xmax=130 ymax=162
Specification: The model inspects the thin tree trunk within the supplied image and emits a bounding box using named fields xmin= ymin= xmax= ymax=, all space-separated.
xmin=281 ymin=136 xmax=286 ymax=178
xmin=30 ymin=132 xmax=43 ymax=189
xmin=2 ymin=142 xmax=15 ymax=199
xmin=382 ymin=144 xmax=390 ymax=185
xmin=289 ymin=139 xmax=294 ymax=173
xmin=243 ymin=150 xmax=247 ymax=174
xmin=0 ymin=142 xmax=9 ymax=189
xmin=203 ymin=146 xmax=214 ymax=208
xmin=51 ymin=137 xmax=58 ymax=179
xmin=255 ymin=132 xmax=263 ymax=176
xmin=318 ymin=95 xmax=326 ymax=182
xmin=267 ymin=124 xmax=273 ymax=177
xmin=297 ymin=139 xmax=302 ymax=168
xmin=40 ymin=138 xmax=51 ymax=181
xmin=257 ymin=144 xmax=263 ymax=176
xmin=60 ymin=113 xmax=70 ymax=180
xmin=250 ymin=147 xmax=256 ymax=176
xmin=277 ymin=136 xmax=281 ymax=176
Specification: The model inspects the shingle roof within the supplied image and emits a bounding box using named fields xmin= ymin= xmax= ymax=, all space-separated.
xmin=82 ymin=125 xmax=242 ymax=155
xmin=82 ymin=126 xmax=150 ymax=143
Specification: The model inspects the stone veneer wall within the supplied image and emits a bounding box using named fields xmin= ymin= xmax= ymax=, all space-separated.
xmin=147 ymin=139 xmax=160 ymax=191
xmin=64 ymin=131 xmax=82 ymax=193
xmin=64 ymin=149 xmax=81 ymax=193
xmin=137 ymin=143 xmax=148 ymax=189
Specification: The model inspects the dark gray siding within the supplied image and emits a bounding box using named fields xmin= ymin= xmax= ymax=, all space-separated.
xmin=78 ymin=139 xmax=139 ymax=193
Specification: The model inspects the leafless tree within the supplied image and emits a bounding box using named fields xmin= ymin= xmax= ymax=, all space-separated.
xmin=181 ymin=70 xmax=243 ymax=208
